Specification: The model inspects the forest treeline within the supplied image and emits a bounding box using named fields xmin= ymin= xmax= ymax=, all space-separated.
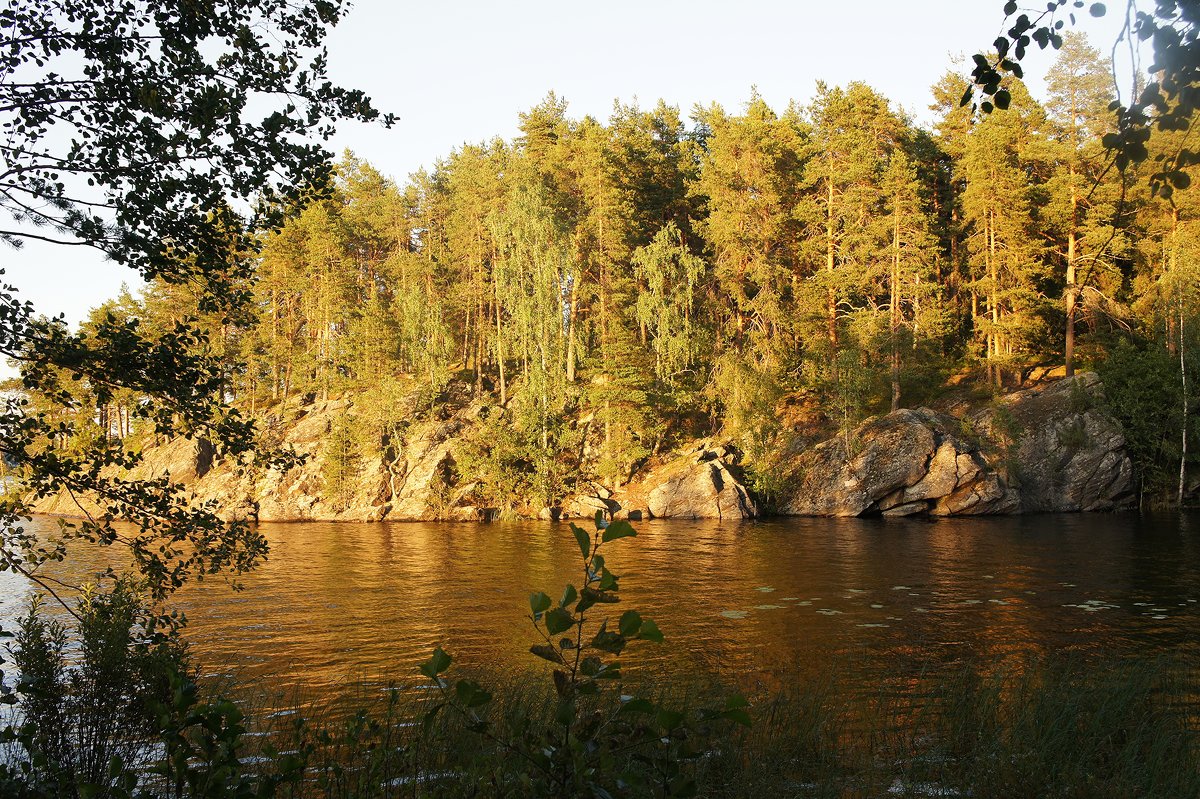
xmin=59 ymin=34 xmax=1198 ymax=505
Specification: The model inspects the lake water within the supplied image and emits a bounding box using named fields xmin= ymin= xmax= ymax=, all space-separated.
xmin=2 ymin=512 xmax=1199 ymax=701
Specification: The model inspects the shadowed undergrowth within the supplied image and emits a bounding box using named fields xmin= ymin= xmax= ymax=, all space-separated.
xmin=210 ymin=656 xmax=1198 ymax=799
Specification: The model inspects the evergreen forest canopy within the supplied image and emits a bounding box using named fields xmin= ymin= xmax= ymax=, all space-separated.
xmin=44 ymin=34 xmax=1200 ymax=511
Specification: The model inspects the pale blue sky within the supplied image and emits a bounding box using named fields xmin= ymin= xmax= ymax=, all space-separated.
xmin=3 ymin=0 xmax=1126 ymax=354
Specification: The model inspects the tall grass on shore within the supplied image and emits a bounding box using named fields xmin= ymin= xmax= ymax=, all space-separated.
xmin=695 ymin=660 xmax=1200 ymax=799
xmin=210 ymin=656 xmax=1198 ymax=799
xmin=5 ymin=645 xmax=1198 ymax=797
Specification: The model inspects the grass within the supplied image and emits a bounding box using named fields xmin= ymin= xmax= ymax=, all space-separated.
xmin=213 ymin=655 xmax=1200 ymax=799
xmin=699 ymin=659 xmax=1200 ymax=799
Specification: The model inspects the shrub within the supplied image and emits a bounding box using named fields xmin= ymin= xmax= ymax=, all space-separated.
xmin=420 ymin=514 xmax=751 ymax=797
xmin=2 ymin=581 xmax=187 ymax=798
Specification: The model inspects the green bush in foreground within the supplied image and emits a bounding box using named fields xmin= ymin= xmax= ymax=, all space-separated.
xmin=1 ymin=582 xmax=184 ymax=798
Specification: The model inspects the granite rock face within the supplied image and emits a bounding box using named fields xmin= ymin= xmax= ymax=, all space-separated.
xmin=779 ymin=373 xmax=1134 ymax=517
xmin=553 ymin=442 xmax=758 ymax=521
xmin=780 ymin=408 xmax=1017 ymax=517
xmin=971 ymin=372 xmax=1135 ymax=512
xmin=640 ymin=442 xmax=758 ymax=520
xmin=29 ymin=374 xmax=1133 ymax=523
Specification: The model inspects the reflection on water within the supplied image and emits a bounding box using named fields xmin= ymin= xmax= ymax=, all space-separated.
xmin=2 ymin=512 xmax=1198 ymax=699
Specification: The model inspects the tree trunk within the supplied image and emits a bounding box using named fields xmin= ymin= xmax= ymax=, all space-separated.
xmin=989 ymin=210 xmax=1001 ymax=390
xmin=1181 ymin=302 xmax=1188 ymax=507
xmin=495 ymin=289 xmax=507 ymax=406
xmin=1064 ymin=170 xmax=1079 ymax=377
xmin=825 ymin=169 xmax=838 ymax=351
xmin=1065 ymin=105 xmax=1079 ymax=378
xmin=890 ymin=195 xmax=902 ymax=411
xmin=565 ymin=273 xmax=579 ymax=383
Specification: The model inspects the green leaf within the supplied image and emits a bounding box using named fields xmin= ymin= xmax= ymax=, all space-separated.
xmin=580 ymin=655 xmax=603 ymax=676
xmin=725 ymin=694 xmax=750 ymax=710
xmin=619 ymin=609 xmax=643 ymax=637
xmin=619 ymin=697 xmax=656 ymax=715
xmin=571 ymin=524 xmax=591 ymax=560
xmin=552 ymin=667 xmax=571 ymax=700
xmin=592 ymin=622 xmax=627 ymax=655
xmin=1089 ymin=2 xmax=1105 ymax=16
xmin=560 ymin=583 xmax=578 ymax=607
xmin=581 ymin=586 xmax=619 ymax=607
xmin=419 ymin=647 xmax=452 ymax=679
xmin=455 ymin=679 xmax=493 ymax=708
xmin=422 ymin=702 xmax=445 ymax=731
xmin=1004 ymin=0 xmax=1017 ymax=13
xmin=721 ymin=708 xmax=753 ymax=728
xmin=601 ymin=520 xmax=637 ymax=543
xmin=638 ymin=619 xmax=664 ymax=643
xmin=994 ymin=89 xmax=1011 ymax=110
xmin=594 ymin=509 xmax=606 ymax=529
xmin=599 ymin=568 xmax=619 ymax=591
xmin=670 ymin=777 xmax=698 ymax=797
xmin=530 ymin=591 xmax=552 ymax=617
xmin=656 ymin=708 xmax=685 ymax=731
xmin=531 ymin=644 xmax=565 ymax=664
xmin=545 ymin=607 xmax=575 ymax=636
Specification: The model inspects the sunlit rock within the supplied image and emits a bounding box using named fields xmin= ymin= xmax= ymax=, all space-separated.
xmin=778 ymin=373 xmax=1133 ymax=517
xmin=621 ymin=441 xmax=758 ymax=520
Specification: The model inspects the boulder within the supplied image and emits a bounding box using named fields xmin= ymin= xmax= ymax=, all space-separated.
xmin=564 ymin=493 xmax=617 ymax=520
xmin=130 ymin=436 xmax=215 ymax=483
xmin=386 ymin=422 xmax=460 ymax=520
xmin=779 ymin=373 xmax=1134 ymax=517
xmin=972 ymin=372 xmax=1135 ymax=512
xmin=781 ymin=408 xmax=1018 ymax=517
xmin=627 ymin=441 xmax=757 ymax=520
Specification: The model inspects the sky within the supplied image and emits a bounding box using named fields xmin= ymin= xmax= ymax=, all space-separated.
xmin=2 ymin=0 xmax=1128 ymax=349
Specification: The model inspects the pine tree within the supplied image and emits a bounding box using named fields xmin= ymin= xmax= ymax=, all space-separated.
xmin=880 ymin=150 xmax=943 ymax=409
xmin=960 ymin=79 xmax=1050 ymax=387
xmin=1044 ymin=33 xmax=1120 ymax=376
xmin=802 ymin=83 xmax=906 ymax=357
xmin=694 ymin=95 xmax=807 ymax=371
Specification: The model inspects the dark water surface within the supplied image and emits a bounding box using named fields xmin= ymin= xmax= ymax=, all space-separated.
xmin=3 ymin=512 xmax=1199 ymax=700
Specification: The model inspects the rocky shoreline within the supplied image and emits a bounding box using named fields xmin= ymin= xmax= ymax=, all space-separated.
xmin=31 ymin=373 xmax=1137 ymax=522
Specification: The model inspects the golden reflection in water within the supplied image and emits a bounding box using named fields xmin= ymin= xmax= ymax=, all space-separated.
xmin=0 ymin=512 xmax=1197 ymax=705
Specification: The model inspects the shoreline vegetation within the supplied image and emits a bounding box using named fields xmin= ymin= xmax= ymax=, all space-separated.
xmin=20 ymin=370 xmax=1166 ymax=523
xmin=210 ymin=655 xmax=1200 ymax=799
